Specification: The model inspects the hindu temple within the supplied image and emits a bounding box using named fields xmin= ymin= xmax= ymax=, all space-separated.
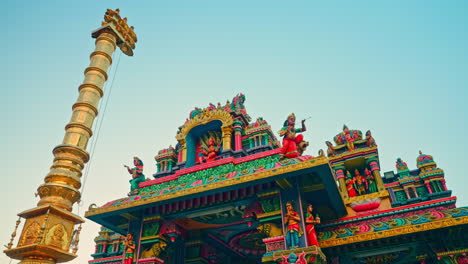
xmin=84 ymin=92 xmax=468 ymax=264
xmin=3 ymin=8 xmax=468 ymax=264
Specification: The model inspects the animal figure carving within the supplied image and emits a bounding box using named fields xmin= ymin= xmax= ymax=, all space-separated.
xmin=140 ymin=240 xmax=167 ymax=259
xmin=257 ymin=223 xmax=283 ymax=237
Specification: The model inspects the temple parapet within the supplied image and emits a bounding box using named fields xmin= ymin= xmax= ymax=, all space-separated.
xmin=383 ymin=151 xmax=451 ymax=207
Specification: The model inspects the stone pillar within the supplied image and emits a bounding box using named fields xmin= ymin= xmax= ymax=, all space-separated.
xmin=4 ymin=9 xmax=137 ymax=264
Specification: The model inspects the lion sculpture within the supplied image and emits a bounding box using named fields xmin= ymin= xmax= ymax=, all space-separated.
xmin=257 ymin=222 xmax=283 ymax=238
xmin=140 ymin=240 xmax=167 ymax=259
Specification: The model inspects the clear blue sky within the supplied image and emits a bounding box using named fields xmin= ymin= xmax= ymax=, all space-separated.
xmin=2 ymin=1 xmax=467 ymax=263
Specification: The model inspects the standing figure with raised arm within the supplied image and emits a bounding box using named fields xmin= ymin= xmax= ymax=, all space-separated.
xmin=279 ymin=113 xmax=308 ymax=158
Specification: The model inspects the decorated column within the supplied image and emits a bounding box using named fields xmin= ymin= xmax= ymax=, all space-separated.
xmin=333 ymin=166 xmax=348 ymax=199
xmin=366 ymin=158 xmax=385 ymax=192
xmin=221 ymin=125 xmax=233 ymax=151
xmin=4 ymin=9 xmax=136 ymax=264
xmin=233 ymin=118 xmax=243 ymax=151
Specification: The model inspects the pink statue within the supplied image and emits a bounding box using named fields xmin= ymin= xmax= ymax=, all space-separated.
xmin=279 ymin=113 xmax=308 ymax=159
xmin=305 ymin=204 xmax=320 ymax=247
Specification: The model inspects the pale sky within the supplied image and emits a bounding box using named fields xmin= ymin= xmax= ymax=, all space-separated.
xmin=2 ymin=1 xmax=468 ymax=263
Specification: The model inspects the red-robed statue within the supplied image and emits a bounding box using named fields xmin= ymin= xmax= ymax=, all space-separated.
xmin=305 ymin=204 xmax=320 ymax=247
xmin=279 ymin=113 xmax=308 ymax=158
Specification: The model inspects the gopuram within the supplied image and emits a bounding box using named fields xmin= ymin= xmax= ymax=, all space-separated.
xmin=85 ymin=92 xmax=468 ymax=264
xmin=3 ymin=8 xmax=468 ymax=264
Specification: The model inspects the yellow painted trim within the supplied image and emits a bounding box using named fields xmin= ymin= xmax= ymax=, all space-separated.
xmin=319 ymin=216 xmax=468 ymax=248
xmin=85 ymin=157 xmax=329 ymax=217
xmin=437 ymin=248 xmax=468 ymax=256
xmin=343 ymin=191 xmax=389 ymax=205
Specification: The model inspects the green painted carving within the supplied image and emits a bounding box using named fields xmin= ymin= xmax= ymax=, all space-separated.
xmin=142 ymin=222 xmax=160 ymax=237
xmin=140 ymin=154 xmax=282 ymax=196
xmin=416 ymin=186 xmax=428 ymax=198
xmin=394 ymin=190 xmax=407 ymax=202
xmin=260 ymin=196 xmax=280 ymax=213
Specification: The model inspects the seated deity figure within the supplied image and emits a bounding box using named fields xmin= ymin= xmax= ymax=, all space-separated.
xmin=198 ymin=136 xmax=221 ymax=163
xmin=284 ymin=202 xmax=303 ymax=249
xmin=124 ymin=157 xmax=145 ymax=195
xmin=279 ymin=113 xmax=308 ymax=159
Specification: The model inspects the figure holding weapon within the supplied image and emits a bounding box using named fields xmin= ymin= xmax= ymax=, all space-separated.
xmin=278 ymin=113 xmax=310 ymax=158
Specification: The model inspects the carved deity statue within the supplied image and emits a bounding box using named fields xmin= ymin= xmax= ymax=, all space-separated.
xmin=326 ymin=141 xmax=336 ymax=157
xmin=343 ymin=125 xmax=356 ymax=151
xmin=279 ymin=113 xmax=308 ymax=159
xmin=284 ymin=202 xmax=303 ymax=249
xmin=123 ymin=233 xmax=136 ymax=264
xmin=366 ymin=130 xmax=377 ymax=147
xmin=354 ymin=169 xmax=367 ymax=195
xmin=365 ymin=168 xmax=378 ymax=193
xmin=305 ymin=204 xmax=320 ymax=247
xmin=198 ymin=131 xmax=222 ymax=163
xmin=395 ymin=158 xmax=408 ymax=171
xmin=124 ymin=157 xmax=145 ymax=195
xmin=346 ymin=171 xmax=357 ymax=197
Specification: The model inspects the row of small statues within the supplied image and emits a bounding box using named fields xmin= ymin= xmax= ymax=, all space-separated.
xmin=346 ymin=168 xmax=378 ymax=197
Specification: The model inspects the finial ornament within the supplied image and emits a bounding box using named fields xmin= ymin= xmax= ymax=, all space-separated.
xmin=98 ymin=8 xmax=138 ymax=56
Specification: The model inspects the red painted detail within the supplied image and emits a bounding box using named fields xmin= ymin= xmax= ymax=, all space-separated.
xmin=140 ymin=174 xmax=178 ymax=187
xmin=235 ymin=133 xmax=242 ymax=151
xmin=325 ymin=196 xmax=457 ymax=224
xmin=350 ymin=201 xmax=381 ymax=212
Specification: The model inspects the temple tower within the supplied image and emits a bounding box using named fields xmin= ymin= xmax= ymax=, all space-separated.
xmin=4 ymin=9 xmax=137 ymax=264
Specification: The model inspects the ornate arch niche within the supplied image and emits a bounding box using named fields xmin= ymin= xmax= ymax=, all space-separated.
xmin=176 ymin=110 xmax=234 ymax=167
